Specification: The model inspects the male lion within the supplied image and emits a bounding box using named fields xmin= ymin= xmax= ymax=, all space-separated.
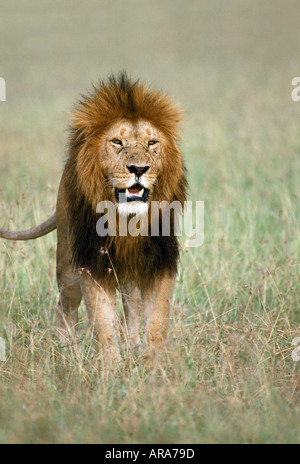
xmin=0 ymin=73 xmax=187 ymax=358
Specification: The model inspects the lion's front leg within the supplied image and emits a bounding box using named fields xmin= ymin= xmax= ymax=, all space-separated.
xmin=142 ymin=273 xmax=176 ymax=355
xmin=79 ymin=271 xmax=120 ymax=359
xmin=56 ymin=243 xmax=82 ymax=346
xmin=121 ymin=285 xmax=142 ymax=348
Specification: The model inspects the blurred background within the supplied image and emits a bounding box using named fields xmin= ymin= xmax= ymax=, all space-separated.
xmin=1 ymin=0 xmax=300 ymax=196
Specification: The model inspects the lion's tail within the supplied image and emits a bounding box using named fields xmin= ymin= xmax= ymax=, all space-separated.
xmin=0 ymin=213 xmax=57 ymax=241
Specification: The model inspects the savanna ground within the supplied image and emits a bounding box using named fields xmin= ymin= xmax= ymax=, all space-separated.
xmin=0 ymin=0 xmax=299 ymax=444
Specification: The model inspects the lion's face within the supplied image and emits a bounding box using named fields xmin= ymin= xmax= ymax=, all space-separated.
xmin=101 ymin=120 xmax=165 ymax=216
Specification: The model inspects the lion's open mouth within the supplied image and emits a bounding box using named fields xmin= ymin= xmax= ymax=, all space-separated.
xmin=115 ymin=184 xmax=150 ymax=203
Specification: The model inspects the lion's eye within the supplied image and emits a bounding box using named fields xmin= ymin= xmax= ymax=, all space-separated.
xmin=111 ymin=138 xmax=123 ymax=146
xmin=148 ymin=140 xmax=158 ymax=147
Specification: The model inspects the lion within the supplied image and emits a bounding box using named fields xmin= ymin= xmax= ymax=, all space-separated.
xmin=0 ymin=73 xmax=187 ymax=359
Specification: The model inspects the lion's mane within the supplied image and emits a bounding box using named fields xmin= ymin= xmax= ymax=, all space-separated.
xmin=63 ymin=73 xmax=187 ymax=288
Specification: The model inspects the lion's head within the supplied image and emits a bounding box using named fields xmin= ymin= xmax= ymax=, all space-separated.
xmin=63 ymin=73 xmax=187 ymax=285
xmin=68 ymin=73 xmax=186 ymax=210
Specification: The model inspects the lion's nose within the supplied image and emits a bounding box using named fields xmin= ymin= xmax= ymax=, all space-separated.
xmin=126 ymin=165 xmax=150 ymax=177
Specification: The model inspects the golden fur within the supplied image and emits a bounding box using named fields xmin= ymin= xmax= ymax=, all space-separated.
xmin=1 ymin=73 xmax=188 ymax=358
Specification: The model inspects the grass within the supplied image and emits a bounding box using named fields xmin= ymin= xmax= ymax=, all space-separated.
xmin=0 ymin=0 xmax=299 ymax=444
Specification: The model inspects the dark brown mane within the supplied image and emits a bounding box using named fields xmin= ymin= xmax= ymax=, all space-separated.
xmin=63 ymin=73 xmax=187 ymax=288
xmin=71 ymin=72 xmax=183 ymax=140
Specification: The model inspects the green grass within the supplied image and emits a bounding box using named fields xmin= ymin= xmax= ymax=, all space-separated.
xmin=0 ymin=0 xmax=299 ymax=444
